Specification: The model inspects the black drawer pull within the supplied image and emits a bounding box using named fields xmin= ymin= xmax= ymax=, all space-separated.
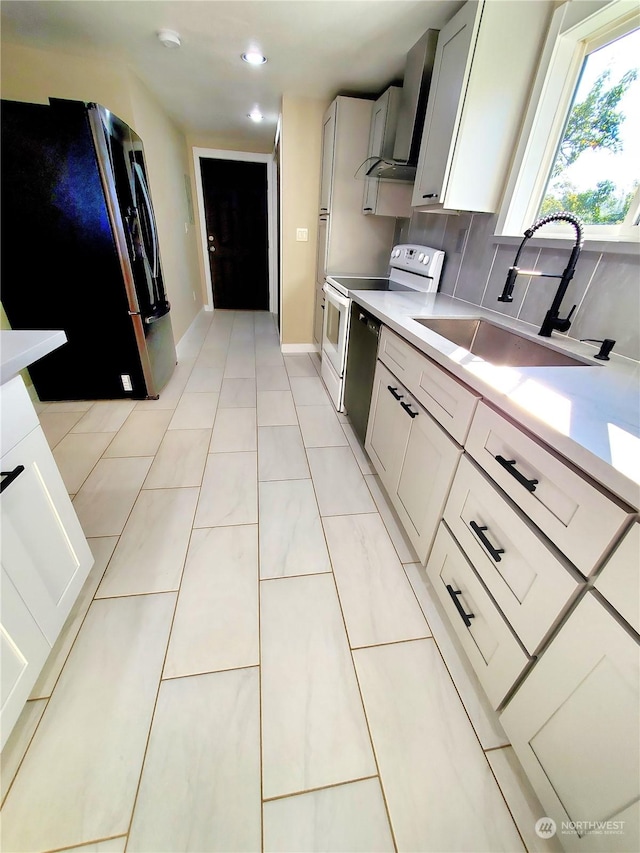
xmin=400 ymin=401 xmax=418 ymax=418
xmin=387 ymin=385 xmax=403 ymax=400
xmin=363 ymin=207 xmax=373 ymax=211
xmin=446 ymin=584 xmax=474 ymax=628
xmin=1 ymin=465 xmax=25 ymax=494
xmin=422 ymin=193 xmax=438 ymax=199
xmin=495 ymin=455 xmax=539 ymax=492
xmin=470 ymin=520 xmax=505 ymax=562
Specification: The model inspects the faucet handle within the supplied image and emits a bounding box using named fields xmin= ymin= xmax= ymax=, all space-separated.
xmin=554 ymin=304 xmax=577 ymax=333
xmin=580 ymin=338 xmax=616 ymax=361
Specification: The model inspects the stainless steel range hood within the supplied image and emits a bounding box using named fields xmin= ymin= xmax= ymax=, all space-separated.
xmin=365 ymin=29 xmax=439 ymax=181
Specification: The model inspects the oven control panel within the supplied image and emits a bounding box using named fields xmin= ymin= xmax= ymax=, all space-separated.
xmin=389 ymin=244 xmax=444 ymax=280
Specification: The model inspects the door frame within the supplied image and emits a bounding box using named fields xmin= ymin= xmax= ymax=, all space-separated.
xmin=193 ymin=147 xmax=277 ymax=313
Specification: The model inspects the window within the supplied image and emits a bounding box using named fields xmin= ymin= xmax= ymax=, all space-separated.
xmin=497 ymin=0 xmax=640 ymax=243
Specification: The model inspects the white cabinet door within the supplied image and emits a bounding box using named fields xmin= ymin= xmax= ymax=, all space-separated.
xmin=595 ymin=521 xmax=640 ymax=635
xmin=501 ymin=593 xmax=640 ymax=852
xmin=319 ymin=101 xmax=336 ymax=215
xmin=1 ymin=568 xmax=51 ymax=749
xmin=412 ymin=1 xmax=480 ymax=207
xmin=313 ymin=285 xmax=325 ymax=345
xmin=365 ymin=361 xmax=410 ymax=492
xmin=1 ymin=425 xmax=94 ymax=645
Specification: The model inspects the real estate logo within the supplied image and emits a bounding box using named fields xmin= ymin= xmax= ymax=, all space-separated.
xmin=535 ymin=817 xmax=557 ymax=839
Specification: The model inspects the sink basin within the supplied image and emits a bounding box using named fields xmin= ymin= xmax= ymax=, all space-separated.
xmin=413 ymin=318 xmax=593 ymax=367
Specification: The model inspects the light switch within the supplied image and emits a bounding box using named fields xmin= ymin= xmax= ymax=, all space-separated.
xmin=296 ymin=227 xmax=309 ymax=242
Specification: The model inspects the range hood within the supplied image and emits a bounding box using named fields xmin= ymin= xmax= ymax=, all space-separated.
xmin=364 ymin=29 xmax=439 ymax=182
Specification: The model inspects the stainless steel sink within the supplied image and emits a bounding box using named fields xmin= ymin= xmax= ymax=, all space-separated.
xmin=413 ymin=318 xmax=594 ymax=367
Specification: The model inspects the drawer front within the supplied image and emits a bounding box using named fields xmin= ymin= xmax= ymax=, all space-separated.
xmin=444 ymin=455 xmax=580 ymax=654
xmin=427 ymin=523 xmax=530 ymax=708
xmin=378 ymin=326 xmax=479 ymax=444
xmin=466 ymin=402 xmax=631 ymax=574
xmin=595 ymin=521 xmax=640 ymax=635
xmin=0 ymin=376 xmax=39 ymax=456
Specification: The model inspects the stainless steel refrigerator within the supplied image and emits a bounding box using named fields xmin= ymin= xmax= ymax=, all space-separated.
xmin=1 ymin=97 xmax=176 ymax=400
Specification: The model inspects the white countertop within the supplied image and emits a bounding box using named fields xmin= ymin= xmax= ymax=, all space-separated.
xmin=1 ymin=330 xmax=67 ymax=386
xmin=351 ymin=290 xmax=640 ymax=510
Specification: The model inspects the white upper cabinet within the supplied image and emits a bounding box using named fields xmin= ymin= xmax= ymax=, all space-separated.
xmin=362 ymin=87 xmax=412 ymax=218
xmin=411 ymin=0 xmax=552 ymax=212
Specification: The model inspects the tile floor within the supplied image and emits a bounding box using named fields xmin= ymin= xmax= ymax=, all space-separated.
xmin=0 ymin=310 xmax=561 ymax=853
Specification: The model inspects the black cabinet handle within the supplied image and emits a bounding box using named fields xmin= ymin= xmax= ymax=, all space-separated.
xmin=446 ymin=584 xmax=474 ymax=628
xmin=495 ymin=455 xmax=538 ymax=492
xmin=422 ymin=193 xmax=438 ymax=199
xmin=363 ymin=207 xmax=373 ymax=211
xmin=387 ymin=385 xmax=403 ymax=400
xmin=469 ymin=520 xmax=505 ymax=562
xmin=400 ymin=401 xmax=418 ymax=418
xmin=1 ymin=465 xmax=25 ymax=494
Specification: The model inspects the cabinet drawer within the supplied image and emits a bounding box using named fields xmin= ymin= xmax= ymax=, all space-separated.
xmin=595 ymin=521 xmax=640 ymax=635
xmin=427 ymin=523 xmax=530 ymax=708
xmin=0 ymin=376 xmax=39 ymax=455
xmin=444 ymin=455 xmax=580 ymax=654
xmin=466 ymin=402 xmax=631 ymax=574
xmin=378 ymin=326 xmax=479 ymax=444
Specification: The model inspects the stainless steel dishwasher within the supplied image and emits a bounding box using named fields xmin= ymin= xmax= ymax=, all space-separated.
xmin=343 ymin=302 xmax=381 ymax=444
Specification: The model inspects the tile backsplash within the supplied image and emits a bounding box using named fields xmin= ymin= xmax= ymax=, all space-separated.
xmin=396 ymin=212 xmax=640 ymax=361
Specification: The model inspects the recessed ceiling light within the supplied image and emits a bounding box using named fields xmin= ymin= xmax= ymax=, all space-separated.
xmin=157 ymin=29 xmax=181 ymax=48
xmin=248 ymin=109 xmax=264 ymax=123
xmin=242 ymin=51 xmax=267 ymax=65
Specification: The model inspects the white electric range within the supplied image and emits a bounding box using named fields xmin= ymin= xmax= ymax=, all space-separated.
xmin=320 ymin=244 xmax=445 ymax=411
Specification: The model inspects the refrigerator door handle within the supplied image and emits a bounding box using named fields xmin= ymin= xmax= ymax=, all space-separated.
xmin=133 ymin=163 xmax=159 ymax=279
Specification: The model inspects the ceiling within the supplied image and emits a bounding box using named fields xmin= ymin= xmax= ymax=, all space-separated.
xmin=0 ymin=0 xmax=464 ymax=145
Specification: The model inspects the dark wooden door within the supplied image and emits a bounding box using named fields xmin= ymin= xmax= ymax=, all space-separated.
xmin=200 ymin=157 xmax=269 ymax=310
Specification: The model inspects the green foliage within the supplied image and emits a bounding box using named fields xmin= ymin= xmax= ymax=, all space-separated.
xmin=541 ymin=179 xmax=638 ymax=224
xmin=553 ymin=68 xmax=637 ymax=177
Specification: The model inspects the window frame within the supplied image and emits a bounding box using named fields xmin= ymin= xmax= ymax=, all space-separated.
xmin=496 ymin=0 xmax=640 ymax=243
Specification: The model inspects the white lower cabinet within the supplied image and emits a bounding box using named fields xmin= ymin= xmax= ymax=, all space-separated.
xmin=1 ymin=377 xmax=94 ymax=748
xmin=426 ymin=523 xmax=530 ymax=707
xmin=500 ymin=593 xmax=640 ymax=852
xmin=366 ymin=360 xmax=461 ymax=562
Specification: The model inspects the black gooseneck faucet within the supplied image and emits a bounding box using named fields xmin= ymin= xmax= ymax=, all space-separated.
xmin=497 ymin=212 xmax=585 ymax=337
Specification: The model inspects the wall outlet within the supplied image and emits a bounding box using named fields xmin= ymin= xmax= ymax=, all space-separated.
xmin=121 ymin=374 xmax=132 ymax=392
xmin=296 ymin=227 xmax=309 ymax=242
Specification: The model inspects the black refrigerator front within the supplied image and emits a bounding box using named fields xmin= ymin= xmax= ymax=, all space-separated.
xmin=1 ymin=97 xmax=176 ymax=400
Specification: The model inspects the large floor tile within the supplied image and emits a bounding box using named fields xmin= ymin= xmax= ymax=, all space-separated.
xmin=224 ymin=351 xmax=256 ymax=379
xmin=364 ymin=475 xmax=418 ymax=564
xmin=184 ymin=365 xmax=224 ymax=393
xmin=259 ymin=480 xmax=331 ymax=579
xmin=45 ymin=401 xmax=94 ymax=413
xmin=218 ymin=378 xmax=257 ymax=408
xmin=30 ymin=537 xmax=118 ymax=700
xmin=127 ymin=669 xmax=261 ymax=852
xmin=307 ymin=446 xmax=375 ymax=516
xmin=290 ymin=375 xmax=332 ymax=406
xmin=297 ymin=405 xmax=349 ymax=448
xmin=403 ymin=562 xmax=509 ymax=750
xmin=353 ymin=640 xmax=523 ymax=852
xmin=209 ymin=407 xmax=257 ymax=452
xmin=194 ymin=452 xmax=257 ymax=527
xmin=257 ymin=389 xmax=298 ymax=425
xmin=38 ymin=411 xmax=85 ymax=448
xmin=102 ymin=410 xmax=172 ymax=458
xmin=143 ymin=429 xmax=210 ymax=488
xmin=487 ymin=746 xmax=564 ymax=853
xmin=0 ymin=593 xmax=176 ymax=852
xmin=168 ymin=392 xmax=218 ymax=430
xmin=263 ymin=778 xmax=394 ymax=853
xmin=284 ymin=354 xmax=317 ymax=377
xmin=260 ymin=573 xmax=376 ymax=798
xmin=53 ymin=432 xmax=114 ymax=493
xmin=341 ymin=421 xmax=376 ymax=475
xmin=1 ymin=698 xmax=47 ymax=804
xmin=55 ymin=838 xmax=126 ymax=852
xmin=255 ymin=344 xmax=285 ymax=367
xmin=96 ymin=489 xmax=198 ymax=597
xmin=164 ymin=525 xmax=259 ymax=678
xmin=70 ymin=400 xmax=137 ymax=433
xmin=256 ymin=362 xmax=290 ymax=391
xmin=258 ymin=425 xmax=309 ymax=481
xmin=135 ymin=359 xmax=195 ymax=411
xmin=323 ymin=513 xmax=430 ymax=648
xmin=72 ymin=456 xmax=153 ymax=537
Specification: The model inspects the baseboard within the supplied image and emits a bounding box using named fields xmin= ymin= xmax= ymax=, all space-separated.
xmin=280 ymin=343 xmax=320 ymax=354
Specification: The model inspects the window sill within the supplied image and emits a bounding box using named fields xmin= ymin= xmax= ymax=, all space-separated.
xmin=491 ymin=234 xmax=640 ymax=256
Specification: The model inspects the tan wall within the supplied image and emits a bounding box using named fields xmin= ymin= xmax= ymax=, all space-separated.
xmin=1 ymin=42 xmax=203 ymax=343
xmin=280 ymin=95 xmax=328 ymax=344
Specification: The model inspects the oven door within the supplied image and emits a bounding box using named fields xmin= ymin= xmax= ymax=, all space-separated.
xmin=322 ymin=283 xmax=350 ymax=378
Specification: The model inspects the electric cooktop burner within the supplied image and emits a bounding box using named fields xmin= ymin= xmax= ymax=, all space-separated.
xmin=328 ymin=276 xmax=415 ymax=293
